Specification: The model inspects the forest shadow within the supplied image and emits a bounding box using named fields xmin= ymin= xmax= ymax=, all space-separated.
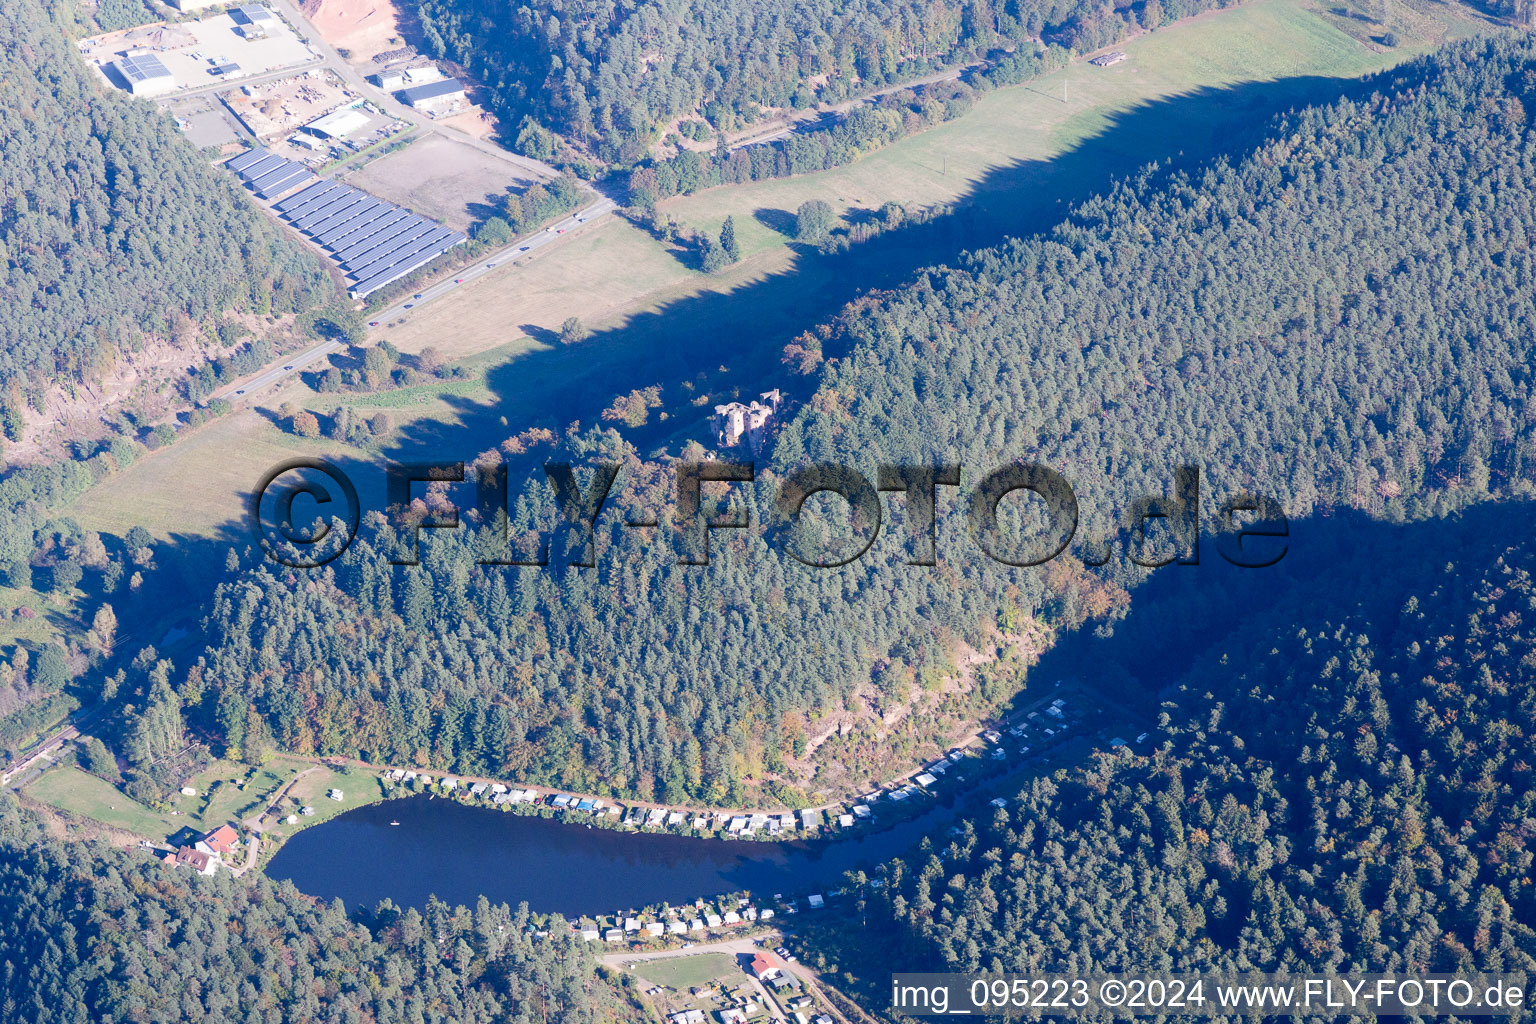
xmin=124 ymin=69 xmax=1405 ymax=709
xmin=368 ymin=70 xmax=1391 ymax=469
xmin=1030 ymin=499 xmax=1536 ymax=719
xmin=700 ymin=499 xmax=1536 ymax=896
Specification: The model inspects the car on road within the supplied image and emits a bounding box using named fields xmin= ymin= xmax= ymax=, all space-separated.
xmin=488 ymin=262 xmax=497 ymax=267
xmin=519 ymin=247 xmax=529 ymax=252
xmin=235 ymin=389 xmax=245 ymax=396
xmin=369 ymin=321 xmax=379 ymax=326
xmin=455 ymin=278 xmax=464 ymax=283
xmin=282 ymin=365 xmax=293 ymax=371
xmin=414 ymin=293 xmax=422 ymax=299
xmin=404 ymin=303 xmax=413 ymax=309
xmin=557 ymin=228 xmax=564 ymax=234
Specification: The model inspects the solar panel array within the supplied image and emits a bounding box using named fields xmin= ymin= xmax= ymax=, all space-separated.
xmin=273 ymin=180 xmax=468 ymax=298
xmin=224 ymin=147 xmax=468 ymax=298
xmin=226 ymin=147 xmax=314 ymax=201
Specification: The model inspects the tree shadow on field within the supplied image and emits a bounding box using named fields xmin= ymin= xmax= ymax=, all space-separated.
xmin=519 ymin=323 xmax=560 ymax=346
xmin=361 ymin=71 xmax=1394 ymax=470
xmin=752 ymin=207 xmax=797 ymax=236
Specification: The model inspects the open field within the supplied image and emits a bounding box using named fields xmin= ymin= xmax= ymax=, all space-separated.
xmin=20 ymin=754 xmax=366 ymax=846
xmin=248 ymin=764 xmax=388 ymax=854
xmin=634 ymin=953 xmax=740 ymax=990
xmin=24 ymin=767 xmax=180 ymax=838
xmin=174 ymin=758 xmax=308 ymax=826
xmin=56 ymin=0 xmax=1489 ymax=546
xmin=344 ymin=133 xmax=535 ymax=230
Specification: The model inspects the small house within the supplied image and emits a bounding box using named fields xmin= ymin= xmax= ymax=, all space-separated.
xmin=174 ymin=845 xmax=217 ymax=876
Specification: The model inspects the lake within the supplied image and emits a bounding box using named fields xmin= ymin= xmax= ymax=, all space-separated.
xmin=265 ymin=793 xmax=959 ymax=917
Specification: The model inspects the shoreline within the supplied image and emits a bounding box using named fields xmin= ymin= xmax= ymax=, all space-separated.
xmin=248 ymin=682 xmax=1114 ymax=878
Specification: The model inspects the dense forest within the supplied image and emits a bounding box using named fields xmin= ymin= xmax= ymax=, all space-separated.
xmin=0 ymin=796 xmax=636 ymax=1024
xmin=415 ymin=0 xmax=1225 ymax=165
xmin=133 ymin=35 xmax=1536 ymax=810
xmin=0 ymin=0 xmax=329 ymax=426
xmin=809 ymin=506 xmax=1536 ymax=1002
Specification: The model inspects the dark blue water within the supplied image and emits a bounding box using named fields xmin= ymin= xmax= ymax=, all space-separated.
xmin=265 ymin=794 xmax=955 ymax=916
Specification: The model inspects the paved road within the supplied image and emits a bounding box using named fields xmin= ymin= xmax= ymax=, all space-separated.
xmin=166 ymin=54 xmax=327 ymax=101
xmin=215 ymin=338 xmax=344 ymax=401
xmin=369 ymin=196 xmax=617 ymax=324
xmin=213 ymin=195 xmax=615 ymax=401
xmin=231 ymin=835 xmax=261 ymax=877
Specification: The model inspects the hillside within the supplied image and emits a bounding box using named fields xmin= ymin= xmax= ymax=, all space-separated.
xmin=0 ymin=0 xmax=329 ymax=439
xmin=414 ymin=0 xmax=1227 ymax=164
xmin=0 ymin=796 xmax=632 ymax=1023
xmin=150 ymin=33 xmax=1536 ymax=812
xmin=808 ymin=503 xmax=1536 ymax=997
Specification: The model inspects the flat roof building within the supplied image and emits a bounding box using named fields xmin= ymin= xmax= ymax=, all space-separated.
xmin=305 ymin=107 xmax=370 ymax=140
xmin=112 ymin=53 xmax=176 ymax=97
xmin=399 ymin=78 xmax=465 ymax=111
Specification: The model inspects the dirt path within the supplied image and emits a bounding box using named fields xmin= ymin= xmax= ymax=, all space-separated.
xmin=246 ymin=764 xmax=322 ymax=831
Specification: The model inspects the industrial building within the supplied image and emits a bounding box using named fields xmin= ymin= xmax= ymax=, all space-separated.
xmin=398 ymin=78 xmax=465 ymax=112
xmin=303 ymin=106 xmax=370 ymax=141
xmin=371 ymin=64 xmax=442 ymax=91
xmin=111 ymin=53 xmax=176 ymax=97
xmin=271 ymin=176 xmax=467 ymax=298
xmin=230 ymin=4 xmax=278 ymax=39
xmin=224 ymin=145 xmax=466 ymax=296
xmin=225 ymin=147 xmax=316 ymax=200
